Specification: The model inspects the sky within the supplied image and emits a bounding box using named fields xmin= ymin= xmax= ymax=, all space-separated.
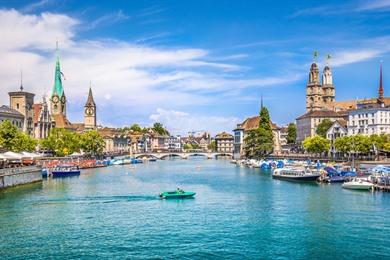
xmin=0 ymin=0 xmax=389 ymax=135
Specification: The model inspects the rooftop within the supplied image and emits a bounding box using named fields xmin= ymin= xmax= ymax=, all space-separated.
xmin=0 ymin=105 xmax=24 ymax=118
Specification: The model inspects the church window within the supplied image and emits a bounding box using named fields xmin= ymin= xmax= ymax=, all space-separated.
xmin=16 ymin=103 xmax=19 ymax=109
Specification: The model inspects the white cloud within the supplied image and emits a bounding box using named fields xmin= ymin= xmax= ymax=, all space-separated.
xmin=0 ymin=9 xmax=296 ymax=129
xmin=149 ymin=108 xmax=241 ymax=135
xmin=357 ymin=0 xmax=390 ymax=11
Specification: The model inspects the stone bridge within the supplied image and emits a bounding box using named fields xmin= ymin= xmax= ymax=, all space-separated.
xmin=134 ymin=152 xmax=233 ymax=160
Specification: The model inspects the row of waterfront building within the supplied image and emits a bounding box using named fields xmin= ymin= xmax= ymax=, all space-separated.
xmin=232 ymin=58 xmax=389 ymax=158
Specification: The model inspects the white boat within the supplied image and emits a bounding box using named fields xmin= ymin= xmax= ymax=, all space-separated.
xmin=342 ymin=178 xmax=373 ymax=190
xmin=272 ymin=167 xmax=321 ymax=182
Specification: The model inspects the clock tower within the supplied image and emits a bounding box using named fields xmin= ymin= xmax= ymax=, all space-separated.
xmin=84 ymin=86 xmax=97 ymax=129
xmin=50 ymin=44 xmax=67 ymax=116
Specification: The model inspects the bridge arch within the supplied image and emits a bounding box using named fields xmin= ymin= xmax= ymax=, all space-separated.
xmin=160 ymin=153 xmax=186 ymax=159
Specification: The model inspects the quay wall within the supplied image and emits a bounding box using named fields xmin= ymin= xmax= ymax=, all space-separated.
xmin=0 ymin=166 xmax=42 ymax=189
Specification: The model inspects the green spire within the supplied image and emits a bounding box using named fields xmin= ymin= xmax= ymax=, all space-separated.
xmin=52 ymin=42 xmax=64 ymax=97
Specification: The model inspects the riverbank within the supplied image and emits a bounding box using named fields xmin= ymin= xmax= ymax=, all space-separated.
xmin=0 ymin=166 xmax=42 ymax=189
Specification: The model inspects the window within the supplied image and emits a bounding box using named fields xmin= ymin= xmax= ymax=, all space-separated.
xmin=16 ymin=103 xmax=19 ymax=109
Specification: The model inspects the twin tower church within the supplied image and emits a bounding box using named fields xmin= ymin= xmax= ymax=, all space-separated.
xmin=8 ymin=46 xmax=97 ymax=140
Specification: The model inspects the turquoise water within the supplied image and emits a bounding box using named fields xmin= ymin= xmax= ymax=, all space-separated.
xmin=0 ymin=158 xmax=389 ymax=259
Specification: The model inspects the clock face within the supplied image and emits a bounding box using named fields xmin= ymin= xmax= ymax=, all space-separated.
xmin=52 ymin=96 xmax=59 ymax=103
xmin=85 ymin=107 xmax=94 ymax=116
xmin=61 ymin=95 xmax=66 ymax=104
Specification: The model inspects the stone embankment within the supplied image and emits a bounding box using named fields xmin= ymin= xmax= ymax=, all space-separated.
xmin=0 ymin=166 xmax=42 ymax=189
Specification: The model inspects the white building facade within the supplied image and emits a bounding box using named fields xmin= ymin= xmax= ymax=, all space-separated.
xmin=347 ymin=107 xmax=390 ymax=136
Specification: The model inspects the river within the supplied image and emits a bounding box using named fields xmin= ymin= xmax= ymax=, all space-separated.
xmin=0 ymin=158 xmax=389 ymax=259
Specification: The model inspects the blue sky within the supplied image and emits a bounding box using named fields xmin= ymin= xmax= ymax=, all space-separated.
xmin=0 ymin=0 xmax=389 ymax=134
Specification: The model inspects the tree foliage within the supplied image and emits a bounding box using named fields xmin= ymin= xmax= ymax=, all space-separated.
xmin=80 ymin=130 xmax=105 ymax=155
xmin=208 ymin=140 xmax=216 ymax=152
xmin=41 ymin=129 xmax=106 ymax=156
xmin=244 ymin=106 xmax=274 ymax=158
xmin=303 ymin=136 xmax=330 ymax=154
xmin=0 ymin=120 xmax=37 ymax=152
xmin=316 ymin=119 xmax=333 ymax=138
xmin=286 ymin=123 xmax=297 ymax=144
xmin=129 ymin=124 xmax=142 ymax=133
xmin=40 ymin=128 xmax=80 ymax=157
xmin=334 ymin=134 xmax=385 ymax=155
xmin=152 ymin=122 xmax=170 ymax=136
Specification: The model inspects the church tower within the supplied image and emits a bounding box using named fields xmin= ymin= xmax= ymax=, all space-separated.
xmin=306 ymin=61 xmax=323 ymax=111
xmin=8 ymin=72 xmax=35 ymax=136
xmin=321 ymin=61 xmax=335 ymax=106
xmin=84 ymin=85 xmax=97 ymax=129
xmin=50 ymin=44 xmax=67 ymax=116
xmin=378 ymin=63 xmax=384 ymax=103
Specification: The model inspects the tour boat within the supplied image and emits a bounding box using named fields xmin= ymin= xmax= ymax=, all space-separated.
xmin=272 ymin=167 xmax=320 ymax=182
xmin=52 ymin=165 xmax=81 ymax=178
xmin=342 ymin=178 xmax=373 ymax=190
xmin=159 ymin=189 xmax=196 ymax=199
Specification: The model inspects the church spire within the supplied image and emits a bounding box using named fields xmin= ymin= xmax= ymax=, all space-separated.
xmin=379 ymin=62 xmax=384 ymax=101
xmin=52 ymin=41 xmax=64 ymax=97
xmin=20 ymin=70 xmax=24 ymax=91
xmin=85 ymin=82 xmax=96 ymax=106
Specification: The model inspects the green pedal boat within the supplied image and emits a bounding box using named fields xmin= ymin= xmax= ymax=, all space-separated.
xmin=159 ymin=189 xmax=196 ymax=199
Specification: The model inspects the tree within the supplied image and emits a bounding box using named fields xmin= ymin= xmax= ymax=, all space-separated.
xmin=369 ymin=134 xmax=389 ymax=150
xmin=383 ymin=142 xmax=390 ymax=151
xmin=244 ymin=106 xmax=274 ymax=158
xmin=243 ymin=129 xmax=258 ymax=158
xmin=0 ymin=120 xmax=37 ymax=152
xmin=286 ymin=123 xmax=297 ymax=144
xmin=316 ymin=119 xmax=333 ymax=138
xmin=152 ymin=122 xmax=170 ymax=136
xmin=334 ymin=136 xmax=351 ymax=154
xmin=80 ymin=130 xmax=105 ymax=155
xmin=256 ymin=106 xmax=274 ymax=156
xmin=129 ymin=124 xmax=142 ymax=133
xmin=303 ymin=136 xmax=330 ymax=154
xmin=40 ymin=128 xmax=80 ymax=157
xmin=208 ymin=140 xmax=216 ymax=152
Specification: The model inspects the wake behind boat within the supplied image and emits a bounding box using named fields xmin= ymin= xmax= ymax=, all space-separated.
xmin=159 ymin=189 xmax=196 ymax=199
xmin=272 ymin=167 xmax=320 ymax=182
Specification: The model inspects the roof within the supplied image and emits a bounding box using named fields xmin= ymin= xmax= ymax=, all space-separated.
xmin=296 ymin=109 xmax=344 ymax=120
xmin=0 ymin=105 xmax=24 ymax=118
xmin=334 ymin=119 xmax=347 ymax=129
xmin=52 ymin=114 xmax=72 ymax=128
xmin=85 ymin=87 xmax=96 ymax=106
xmin=69 ymin=123 xmax=85 ymax=132
xmin=328 ymin=97 xmax=390 ymax=111
xmin=98 ymin=127 xmax=129 ymax=138
xmin=32 ymin=104 xmax=42 ymax=124
xmin=52 ymin=52 xmax=64 ymax=98
xmin=215 ymin=132 xmax=233 ymax=139
xmin=235 ymin=116 xmax=279 ymax=131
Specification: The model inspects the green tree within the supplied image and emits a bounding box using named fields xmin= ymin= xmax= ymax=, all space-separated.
xmin=383 ymin=142 xmax=390 ymax=151
xmin=256 ymin=106 xmax=274 ymax=156
xmin=152 ymin=122 xmax=170 ymax=136
xmin=286 ymin=123 xmax=297 ymax=144
xmin=80 ymin=130 xmax=105 ymax=155
xmin=208 ymin=140 xmax=216 ymax=152
xmin=244 ymin=129 xmax=258 ymax=158
xmin=316 ymin=119 xmax=333 ymax=138
xmin=244 ymin=106 xmax=274 ymax=158
xmin=303 ymin=136 xmax=330 ymax=154
xmin=334 ymin=136 xmax=351 ymax=154
xmin=349 ymin=135 xmax=371 ymax=154
xmin=41 ymin=128 xmax=81 ymax=156
xmin=369 ymin=134 xmax=389 ymax=150
xmin=13 ymin=132 xmax=37 ymax=152
xmin=0 ymin=120 xmax=37 ymax=152
xmin=129 ymin=124 xmax=142 ymax=133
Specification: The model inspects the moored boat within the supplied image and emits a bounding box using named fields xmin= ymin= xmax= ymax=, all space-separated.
xmin=159 ymin=189 xmax=196 ymax=199
xmin=272 ymin=167 xmax=320 ymax=182
xmin=342 ymin=178 xmax=373 ymax=190
xmin=52 ymin=165 xmax=80 ymax=178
